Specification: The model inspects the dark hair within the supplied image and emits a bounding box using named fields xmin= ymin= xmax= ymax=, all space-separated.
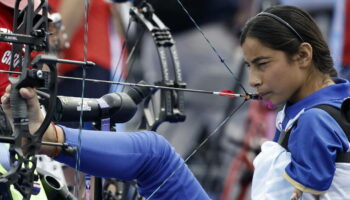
xmin=240 ymin=5 xmax=337 ymax=77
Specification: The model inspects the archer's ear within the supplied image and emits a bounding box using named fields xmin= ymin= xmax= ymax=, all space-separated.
xmin=296 ymin=42 xmax=313 ymax=68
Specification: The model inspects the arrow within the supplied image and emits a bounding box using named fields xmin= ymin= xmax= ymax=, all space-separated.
xmin=0 ymin=69 xmax=260 ymax=100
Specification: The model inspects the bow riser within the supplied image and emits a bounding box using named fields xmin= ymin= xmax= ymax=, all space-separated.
xmin=0 ymin=1 xmax=57 ymax=199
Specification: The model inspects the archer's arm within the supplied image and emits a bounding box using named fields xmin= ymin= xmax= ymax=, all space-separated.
xmin=1 ymin=85 xmax=210 ymax=200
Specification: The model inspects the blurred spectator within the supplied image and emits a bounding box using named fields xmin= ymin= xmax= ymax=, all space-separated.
xmin=49 ymin=0 xmax=127 ymax=99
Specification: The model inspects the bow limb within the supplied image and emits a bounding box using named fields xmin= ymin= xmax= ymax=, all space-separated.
xmin=127 ymin=2 xmax=186 ymax=131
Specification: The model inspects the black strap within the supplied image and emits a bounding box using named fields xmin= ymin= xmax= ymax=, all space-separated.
xmin=278 ymin=104 xmax=350 ymax=163
xmin=0 ymin=181 xmax=13 ymax=200
xmin=314 ymin=105 xmax=350 ymax=162
xmin=277 ymin=128 xmax=292 ymax=151
xmin=0 ymin=106 xmax=12 ymax=136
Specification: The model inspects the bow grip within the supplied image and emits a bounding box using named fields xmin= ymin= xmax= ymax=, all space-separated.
xmin=10 ymin=87 xmax=29 ymax=124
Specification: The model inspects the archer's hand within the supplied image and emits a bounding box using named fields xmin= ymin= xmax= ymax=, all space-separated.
xmin=290 ymin=189 xmax=320 ymax=200
xmin=1 ymin=84 xmax=63 ymax=157
xmin=1 ymin=84 xmax=44 ymax=133
xmin=290 ymin=189 xmax=302 ymax=200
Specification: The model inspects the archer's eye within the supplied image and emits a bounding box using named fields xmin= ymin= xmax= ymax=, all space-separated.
xmin=258 ymin=62 xmax=267 ymax=66
xmin=257 ymin=62 xmax=269 ymax=69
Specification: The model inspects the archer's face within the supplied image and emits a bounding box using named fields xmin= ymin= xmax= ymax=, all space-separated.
xmin=242 ymin=37 xmax=305 ymax=106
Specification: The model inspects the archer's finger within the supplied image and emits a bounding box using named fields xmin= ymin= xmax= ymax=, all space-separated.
xmin=1 ymin=92 xmax=10 ymax=106
xmin=19 ymin=87 xmax=36 ymax=100
xmin=1 ymin=92 xmax=9 ymax=103
xmin=290 ymin=189 xmax=302 ymax=200
xmin=313 ymin=195 xmax=320 ymax=200
xmin=5 ymin=84 xmax=11 ymax=94
xmin=19 ymin=87 xmax=40 ymax=110
xmin=1 ymin=84 xmax=12 ymax=106
xmin=1 ymin=85 xmax=12 ymax=119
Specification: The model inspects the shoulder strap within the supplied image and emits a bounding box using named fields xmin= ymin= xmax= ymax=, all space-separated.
xmin=314 ymin=105 xmax=350 ymax=139
xmin=277 ymin=125 xmax=293 ymax=151
xmin=314 ymin=105 xmax=350 ymax=163
xmin=278 ymin=104 xmax=350 ymax=163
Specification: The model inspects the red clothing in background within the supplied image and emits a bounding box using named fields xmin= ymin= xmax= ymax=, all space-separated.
xmin=0 ymin=3 xmax=14 ymax=97
xmin=0 ymin=3 xmax=41 ymax=99
xmin=49 ymin=0 xmax=112 ymax=75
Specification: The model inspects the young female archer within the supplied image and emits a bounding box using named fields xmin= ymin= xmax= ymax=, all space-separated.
xmin=241 ymin=5 xmax=350 ymax=200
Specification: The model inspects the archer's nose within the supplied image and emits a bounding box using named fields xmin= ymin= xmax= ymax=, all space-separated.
xmin=248 ymin=71 xmax=262 ymax=88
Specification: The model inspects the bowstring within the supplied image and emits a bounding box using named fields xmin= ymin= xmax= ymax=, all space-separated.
xmin=74 ymin=0 xmax=90 ymax=197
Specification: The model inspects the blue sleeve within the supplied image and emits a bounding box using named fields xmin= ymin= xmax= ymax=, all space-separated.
xmin=284 ymin=108 xmax=350 ymax=192
xmin=55 ymin=126 xmax=210 ymax=200
xmin=0 ymin=143 xmax=10 ymax=170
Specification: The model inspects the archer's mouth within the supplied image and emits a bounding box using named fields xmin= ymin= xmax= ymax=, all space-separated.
xmin=258 ymin=92 xmax=272 ymax=99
